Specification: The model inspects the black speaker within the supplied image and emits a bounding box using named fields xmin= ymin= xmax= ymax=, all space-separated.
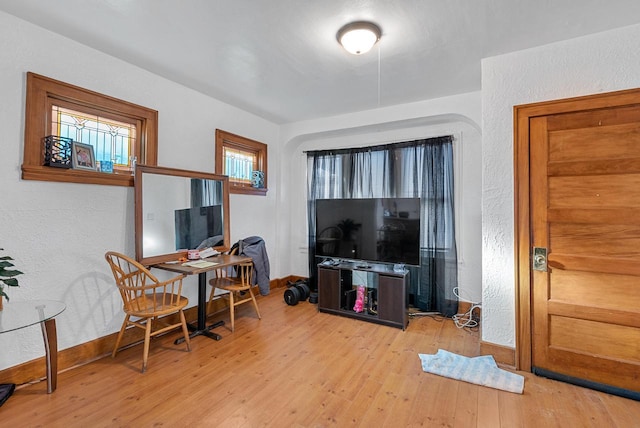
xmin=344 ymin=289 xmax=356 ymax=310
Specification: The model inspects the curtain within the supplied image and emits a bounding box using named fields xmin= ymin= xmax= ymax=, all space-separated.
xmin=307 ymin=136 xmax=458 ymax=316
xmin=190 ymin=178 xmax=223 ymax=207
xmin=189 ymin=178 xmax=224 ymax=248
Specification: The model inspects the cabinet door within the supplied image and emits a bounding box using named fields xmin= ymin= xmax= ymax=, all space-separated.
xmin=318 ymin=267 xmax=340 ymax=310
xmin=377 ymin=274 xmax=406 ymax=325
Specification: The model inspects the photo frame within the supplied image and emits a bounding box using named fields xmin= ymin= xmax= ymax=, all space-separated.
xmin=71 ymin=142 xmax=96 ymax=171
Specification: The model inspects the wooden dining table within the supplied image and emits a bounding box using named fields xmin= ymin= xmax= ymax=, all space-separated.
xmin=152 ymin=254 xmax=251 ymax=341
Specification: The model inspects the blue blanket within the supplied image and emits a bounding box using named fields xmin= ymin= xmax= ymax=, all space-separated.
xmin=418 ymin=349 xmax=524 ymax=394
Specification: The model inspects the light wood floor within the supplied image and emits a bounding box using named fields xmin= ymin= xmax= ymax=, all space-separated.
xmin=2 ymin=291 xmax=639 ymax=427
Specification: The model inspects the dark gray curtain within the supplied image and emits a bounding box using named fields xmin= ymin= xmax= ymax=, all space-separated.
xmin=307 ymin=136 xmax=458 ymax=316
xmin=191 ymin=178 xmax=223 ymax=207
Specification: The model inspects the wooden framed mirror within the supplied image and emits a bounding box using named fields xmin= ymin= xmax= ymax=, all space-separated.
xmin=135 ymin=165 xmax=230 ymax=265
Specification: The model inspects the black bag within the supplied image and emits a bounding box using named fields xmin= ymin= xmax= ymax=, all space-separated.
xmin=0 ymin=383 xmax=16 ymax=407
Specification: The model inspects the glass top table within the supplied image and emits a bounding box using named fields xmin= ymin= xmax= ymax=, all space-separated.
xmin=0 ymin=300 xmax=66 ymax=394
xmin=0 ymin=300 xmax=66 ymax=334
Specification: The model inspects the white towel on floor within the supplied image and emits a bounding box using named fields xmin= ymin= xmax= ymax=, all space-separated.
xmin=418 ymin=349 xmax=524 ymax=394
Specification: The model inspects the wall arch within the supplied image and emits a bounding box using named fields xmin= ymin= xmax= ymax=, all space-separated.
xmin=275 ymin=105 xmax=482 ymax=305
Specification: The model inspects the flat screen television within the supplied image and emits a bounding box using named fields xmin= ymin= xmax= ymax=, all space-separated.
xmin=174 ymin=205 xmax=223 ymax=250
xmin=315 ymin=198 xmax=421 ymax=266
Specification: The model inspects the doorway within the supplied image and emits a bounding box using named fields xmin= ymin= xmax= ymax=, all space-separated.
xmin=514 ymin=88 xmax=640 ymax=399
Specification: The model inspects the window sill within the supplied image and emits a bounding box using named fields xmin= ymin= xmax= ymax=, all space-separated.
xmin=230 ymin=183 xmax=268 ymax=196
xmin=22 ymin=165 xmax=134 ymax=187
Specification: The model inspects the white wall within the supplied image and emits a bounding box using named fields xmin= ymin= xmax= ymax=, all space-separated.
xmin=481 ymin=23 xmax=640 ymax=347
xmin=278 ymin=92 xmax=483 ymax=305
xmin=7 ymin=8 xmax=638 ymax=373
xmin=0 ymin=11 xmax=279 ymax=370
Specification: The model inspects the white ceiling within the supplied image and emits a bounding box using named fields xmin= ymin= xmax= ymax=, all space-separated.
xmin=2 ymin=0 xmax=640 ymax=123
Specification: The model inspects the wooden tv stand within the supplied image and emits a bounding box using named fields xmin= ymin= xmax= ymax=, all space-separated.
xmin=317 ymin=261 xmax=408 ymax=330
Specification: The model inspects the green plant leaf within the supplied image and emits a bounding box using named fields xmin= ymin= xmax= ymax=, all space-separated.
xmin=0 ymin=268 xmax=23 ymax=277
xmin=0 ymin=250 xmax=22 ymax=290
xmin=2 ymin=278 xmax=19 ymax=287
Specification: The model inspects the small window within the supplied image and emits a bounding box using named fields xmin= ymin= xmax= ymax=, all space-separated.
xmin=223 ymin=146 xmax=256 ymax=185
xmin=22 ymin=72 xmax=158 ymax=186
xmin=215 ymin=129 xmax=267 ymax=195
xmin=52 ymin=105 xmax=137 ymax=173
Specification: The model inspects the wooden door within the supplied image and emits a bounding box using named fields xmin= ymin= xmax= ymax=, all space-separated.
xmin=516 ymin=90 xmax=640 ymax=398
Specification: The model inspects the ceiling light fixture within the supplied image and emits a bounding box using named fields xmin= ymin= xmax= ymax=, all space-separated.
xmin=336 ymin=21 xmax=381 ymax=55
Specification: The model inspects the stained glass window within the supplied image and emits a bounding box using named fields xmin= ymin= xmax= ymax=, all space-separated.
xmin=52 ymin=105 xmax=137 ymax=172
xmin=223 ymin=147 xmax=256 ymax=184
xmin=215 ymin=129 xmax=267 ymax=195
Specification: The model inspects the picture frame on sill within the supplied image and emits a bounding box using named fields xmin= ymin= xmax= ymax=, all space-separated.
xmin=71 ymin=142 xmax=96 ymax=171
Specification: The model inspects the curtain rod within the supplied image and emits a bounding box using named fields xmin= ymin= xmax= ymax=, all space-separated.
xmin=304 ymin=135 xmax=453 ymax=156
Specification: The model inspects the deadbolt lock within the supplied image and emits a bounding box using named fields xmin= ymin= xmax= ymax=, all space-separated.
xmin=532 ymin=247 xmax=547 ymax=272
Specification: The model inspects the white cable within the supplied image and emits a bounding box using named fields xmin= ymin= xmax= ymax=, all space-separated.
xmin=409 ymin=287 xmax=481 ymax=328
xmin=452 ymin=287 xmax=481 ymax=329
xmin=408 ymin=311 xmax=441 ymax=317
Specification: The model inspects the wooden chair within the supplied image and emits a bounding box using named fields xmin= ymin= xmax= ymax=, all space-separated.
xmin=105 ymin=251 xmax=191 ymax=372
xmin=208 ymin=258 xmax=261 ymax=332
xmin=206 ymin=246 xmax=239 ymax=315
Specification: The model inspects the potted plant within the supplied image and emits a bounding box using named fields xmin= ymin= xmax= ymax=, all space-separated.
xmin=0 ymin=248 xmax=23 ymax=310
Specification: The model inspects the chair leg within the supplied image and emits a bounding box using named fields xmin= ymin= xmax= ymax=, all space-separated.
xmin=228 ymin=291 xmax=235 ymax=332
xmin=142 ymin=318 xmax=152 ymax=373
xmin=112 ymin=315 xmax=129 ymax=358
xmin=179 ymin=310 xmax=191 ymax=351
xmin=248 ymin=287 xmax=262 ymax=320
xmin=207 ymin=285 xmax=216 ymax=315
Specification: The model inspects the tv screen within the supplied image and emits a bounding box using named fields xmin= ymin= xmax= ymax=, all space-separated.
xmin=174 ymin=205 xmax=223 ymax=250
xmin=315 ymin=198 xmax=421 ymax=266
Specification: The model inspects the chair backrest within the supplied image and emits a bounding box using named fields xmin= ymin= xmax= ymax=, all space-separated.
xmin=213 ymin=246 xmax=240 ymax=279
xmin=235 ymin=261 xmax=254 ymax=288
xmin=105 ymin=251 xmax=183 ymax=314
xmin=319 ymin=226 xmax=343 ymax=240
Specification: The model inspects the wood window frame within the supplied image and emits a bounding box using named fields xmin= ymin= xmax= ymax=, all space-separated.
xmin=215 ymin=129 xmax=268 ymax=196
xmin=22 ymin=72 xmax=158 ymax=187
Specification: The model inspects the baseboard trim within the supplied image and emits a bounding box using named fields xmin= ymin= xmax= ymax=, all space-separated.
xmin=457 ymin=301 xmax=480 ymax=317
xmin=0 ymin=277 xmax=292 ymax=386
xmin=480 ymin=341 xmax=516 ymax=368
xmin=276 ymin=275 xmax=307 ymax=288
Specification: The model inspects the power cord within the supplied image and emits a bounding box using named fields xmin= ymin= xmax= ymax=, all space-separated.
xmin=408 ymin=310 xmax=444 ymax=321
xmin=452 ymin=287 xmax=481 ymax=329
